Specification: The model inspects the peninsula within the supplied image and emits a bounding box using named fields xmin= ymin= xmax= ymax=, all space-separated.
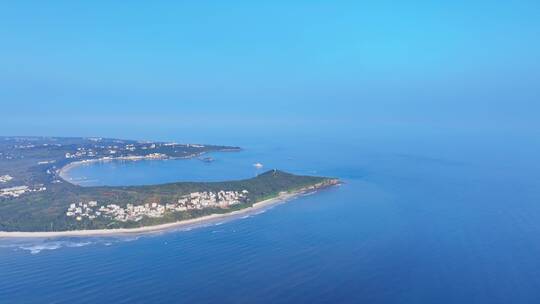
xmin=0 ymin=137 xmax=339 ymax=235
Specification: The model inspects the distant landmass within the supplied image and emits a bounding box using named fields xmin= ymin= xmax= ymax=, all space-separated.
xmin=0 ymin=137 xmax=338 ymax=234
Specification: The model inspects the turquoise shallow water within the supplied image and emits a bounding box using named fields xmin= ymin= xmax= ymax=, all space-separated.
xmin=1 ymin=136 xmax=540 ymax=303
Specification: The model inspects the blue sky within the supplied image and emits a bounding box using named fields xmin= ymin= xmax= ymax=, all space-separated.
xmin=1 ymin=1 xmax=539 ymax=140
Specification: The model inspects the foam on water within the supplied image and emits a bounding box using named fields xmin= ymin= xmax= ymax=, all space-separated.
xmin=0 ymin=235 xmax=143 ymax=254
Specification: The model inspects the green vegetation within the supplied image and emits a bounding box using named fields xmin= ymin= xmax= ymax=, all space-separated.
xmin=0 ymin=137 xmax=337 ymax=232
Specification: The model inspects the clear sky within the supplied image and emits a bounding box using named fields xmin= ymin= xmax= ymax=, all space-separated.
xmin=1 ymin=1 xmax=539 ymax=141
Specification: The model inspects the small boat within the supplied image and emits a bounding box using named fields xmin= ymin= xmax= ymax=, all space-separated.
xmin=253 ymin=163 xmax=263 ymax=169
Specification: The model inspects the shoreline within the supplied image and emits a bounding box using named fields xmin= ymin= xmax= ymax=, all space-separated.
xmin=0 ymin=183 xmax=338 ymax=238
xmin=58 ymin=152 xmax=208 ymax=183
xmin=58 ymin=147 xmax=242 ymax=183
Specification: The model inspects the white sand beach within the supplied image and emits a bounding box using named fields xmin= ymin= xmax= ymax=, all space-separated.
xmin=0 ymin=187 xmax=327 ymax=238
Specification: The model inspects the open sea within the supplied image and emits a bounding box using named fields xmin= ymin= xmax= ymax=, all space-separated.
xmin=1 ymin=133 xmax=539 ymax=303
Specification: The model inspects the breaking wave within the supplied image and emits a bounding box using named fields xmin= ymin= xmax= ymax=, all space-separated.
xmin=0 ymin=236 xmax=141 ymax=254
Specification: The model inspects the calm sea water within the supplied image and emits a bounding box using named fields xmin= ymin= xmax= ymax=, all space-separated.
xmin=1 ymin=134 xmax=540 ymax=303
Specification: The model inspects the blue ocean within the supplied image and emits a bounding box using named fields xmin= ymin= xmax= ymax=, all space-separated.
xmin=1 ymin=133 xmax=539 ymax=303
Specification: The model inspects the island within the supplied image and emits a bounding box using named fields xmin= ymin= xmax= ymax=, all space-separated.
xmin=0 ymin=137 xmax=339 ymax=236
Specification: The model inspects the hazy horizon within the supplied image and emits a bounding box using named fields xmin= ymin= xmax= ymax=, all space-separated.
xmin=2 ymin=1 xmax=539 ymax=142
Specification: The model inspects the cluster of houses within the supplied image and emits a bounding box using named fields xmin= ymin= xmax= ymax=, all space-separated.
xmin=178 ymin=190 xmax=249 ymax=210
xmin=121 ymin=153 xmax=169 ymax=160
xmin=59 ymin=140 xmax=211 ymax=166
xmin=0 ymin=185 xmax=47 ymax=198
xmin=66 ymin=201 xmax=101 ymax=221
xmin=65 ymin=149 xmax=96 ymax=159
xmin=65 ymin=190 xmax=249 ymax=222
xmin=0 ymin=175 xmax=13 ymax=183
xmin=70 ymin=153 xmax=169 ymax=166
xmin=64 ymin=142 xmax=169 ymax=161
